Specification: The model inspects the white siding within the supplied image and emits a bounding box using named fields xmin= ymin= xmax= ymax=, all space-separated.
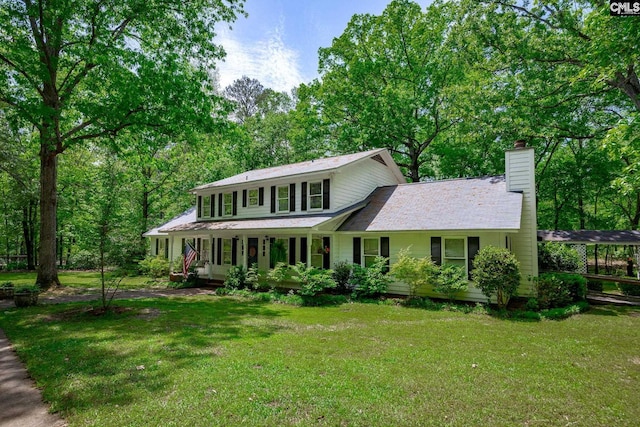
xmin=333 ymin=158 xmax=404 ymax=209
xmin=506 ymin=148 xmax=538 ymax=297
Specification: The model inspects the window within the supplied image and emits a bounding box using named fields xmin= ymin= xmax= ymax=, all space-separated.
xmin=363 ymin=238 xmax=379 ymax=268
xmin=277 ymin=185 xmax=289 ymax=212
xmin=202 ymin=196 xmax=211 ymax=217
xmin=223 ymin=193 xmax=233 ymax=216
xmin=311 ymin=238 xmax=324 ymax=268
xmin=222 ymin=239 xmax=232 ymax=265
xmin=309 ymin=182 xmax=322 ymax=210
xmin=443 ymin=238 xmax=466 ymax=269
xmin=201 ymin=239 xmax=210 ymax=263
xmin=248 ymin=189 xmax=259 ymax=207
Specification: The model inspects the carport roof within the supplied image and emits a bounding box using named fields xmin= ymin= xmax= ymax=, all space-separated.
xmin=537 ymin=230 xmax=640 ymax=245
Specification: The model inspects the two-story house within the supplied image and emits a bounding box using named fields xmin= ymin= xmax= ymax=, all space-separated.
xmin=145 ymin=144 xmax=538 ymax=302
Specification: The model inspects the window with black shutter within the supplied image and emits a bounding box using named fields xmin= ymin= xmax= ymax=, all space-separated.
xmin=289 ymin=238 xmax=296 ymax=265
xmin=467 ymin=237 xmax=480 ymax=279
xmin=289 ymin=183 xmax=296 ymax=212
xmin=431 ymin=237 xmax=442 ymax=266
xmin=353 ymin=237 xmax=361 ymax=265
xmin=322 ymin=178 xmax=330 ymax=210
xmin=301 ymin=182 xmax=307 ymax=211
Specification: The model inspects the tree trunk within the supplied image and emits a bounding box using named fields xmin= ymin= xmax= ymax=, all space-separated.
xmin=36 ymin=144 xmax=61 ymax=289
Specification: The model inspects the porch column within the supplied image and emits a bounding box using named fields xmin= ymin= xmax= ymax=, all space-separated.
xmin=242 ymin=235 xmax=248 ymax=269
xmin=169 ymin=236 xmax=175 ymax=272
xmin=208 ymin=234 xmax=214 ymax=279
xmin=306 ymin=232 xmax=313 ymax=268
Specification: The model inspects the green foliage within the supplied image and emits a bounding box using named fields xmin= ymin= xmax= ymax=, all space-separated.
xmin=266 ymin=262 xmax=290 ymax=290
xmin=291 ymin=262 xmax=337 ymax=297
xmin=434 ymin=264 xmax=468 ymax=302
xmin=224 ymin=265 xmax=246 ymax=290
xmin=270 ymin=240 xmax=287 ymax=266
xmin=587 ymin=280 xmax=604 ymax=292
xmin=390 ymin=248 xmax=437 ymax=297
xmin=138 ymin=256 xmax=170 ymax=279
xmin=13 ymin=284 xmax=40 ymax=294
xmin=535 ymin=273 xmax=587 ymax=309
xmin=617 ymin=282 xmax=640 ymax=297
xmin=332 ymin=260 xmax=353 ymax=294
xmin=472 ymin=246 xmax=521 ymax=309
xmin=69 ymin=250 xmax=100 ymax=270
xmin=245 ymin=263 xmax=265 ymax=291
xmin=350 ymin=256 xmax=391 ymax=298
xmin=538 ymin=243 xmax=581 ymax=272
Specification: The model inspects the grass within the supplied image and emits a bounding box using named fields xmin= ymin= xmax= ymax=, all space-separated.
xmin=1 ymin=293 xmax=639 ymax=426
xmin=0 ymin=271 xmax=166 ymax=291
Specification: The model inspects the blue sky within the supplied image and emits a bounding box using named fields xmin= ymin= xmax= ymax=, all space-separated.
xmin=215 ymin=0 xmax=434 ymax=92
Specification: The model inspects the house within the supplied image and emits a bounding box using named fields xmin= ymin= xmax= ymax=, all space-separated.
xmin=146 ymin=144 xmax=538 ymax=302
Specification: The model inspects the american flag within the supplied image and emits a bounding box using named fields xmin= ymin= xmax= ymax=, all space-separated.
xmin=183 ymin=242 xmax=198 ymax=277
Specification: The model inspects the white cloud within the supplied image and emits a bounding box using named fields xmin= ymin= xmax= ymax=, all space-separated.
xmin=215 ymin=25 xmax=308 ymax=93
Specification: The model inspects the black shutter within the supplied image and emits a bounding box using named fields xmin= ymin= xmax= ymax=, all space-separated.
xmin=353 ymin=237 xmax=361 ymax=265
xmin=232 ymin=191 xmax=238 ymax=216
xmin=165 ymin=239 xmax=169 ymax=258
xmin=231 ymin=239 xmax=237 ymax=265
xmin=218 ymin=194 xmax=223 ymax=217
xmin=210 ymin=195 xmax=215 ymax=218
xmin=259 ymin=187 xmax=264 ymax=206
xmin=155 ymin=239 xmax=159 ymax=256
xmin=197 ymin=238 xmax=201 ymax=260
xmin=242 ymin=189 xmax=247 ymax=207
xmin=269 ymin=237 xmax=275 ymax=268
xmin=431 ymin=237 xmax=442 ymax=266
xmin=217 ymin=238 xmax=222 ymax=265
xmin=289 ymin=238 xmax=296 ymax=265
xmin=289 ymin=183 xmax=296 ymax=212
xmin=300 ymin=237 xmax=308 ymax=264
xmin=322 ymin=179 xmax=330 ymax=210
xmin=301 ymin=182 xmax=307 ymax=211
xmin=323 ymin=237 xmax=330 ymax=269
xmin=197 ymin=196 xmax=202 ymax=218
xmin=181 ymin=238 xmax=185 ymax=253
xmin=468 ymin=237 xmax=480 ymax=279
xmin=380 ymin=236 xmax=390 ymax=273
xmin=270 ymin=186 xmax=276 ymax=213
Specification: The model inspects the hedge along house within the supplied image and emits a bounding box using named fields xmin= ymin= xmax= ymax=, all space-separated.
xmin=149 ymin=143 xmax=538 ymax=302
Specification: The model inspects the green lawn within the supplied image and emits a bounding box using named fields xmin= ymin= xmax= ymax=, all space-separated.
xmin=0 ymin=271 xmax=165 ymax=290
xmin=1 ymin=295 xmax=639 ymax=426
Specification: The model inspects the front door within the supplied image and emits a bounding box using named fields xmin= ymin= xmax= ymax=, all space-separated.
xmin=247 ymin=238 xmax=258 ymax=267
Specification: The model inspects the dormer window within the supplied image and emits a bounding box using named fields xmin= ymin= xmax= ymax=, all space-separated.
xmin=248 ymin=189 xmax=259 ymax=207
xmin=202 ymin=195 xmax=211 ymax=217
xmin=309 ymin=182 xmax=323 ymax=210
xmin=277 ymin=185 xmax=289 ymax=213
xmin=223 ymin=193 xmax=233 ymax=216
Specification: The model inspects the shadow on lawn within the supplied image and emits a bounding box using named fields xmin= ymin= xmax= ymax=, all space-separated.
xmin=3 ymin=296 xmax=287 ymax=413
xmin=587 ymin=305 xmax=640 ymax=317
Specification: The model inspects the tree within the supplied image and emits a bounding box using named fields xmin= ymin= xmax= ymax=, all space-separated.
xmin=471 ymin=246 xmax=521 ymax=309
xmin=390 ymin=248 xmax=437 ymax=297
xmin=310 ymin=0 xmax=462 ymax=181
xmin=0 ymin=0 xmax=244 ymax=288
xmin=224 ymin=76 xmax=265 ymax=123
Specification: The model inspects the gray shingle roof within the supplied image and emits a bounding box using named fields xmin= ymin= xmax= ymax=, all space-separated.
xmin=143 ymin=207 xmax=196 ymax=237
xmin=191 ymin=148 xmax=401 ymax=191
xmin=338 ymin=176 xmax=523 ymax=232
xmin=537 ymin=230 xmax=640 ymax=245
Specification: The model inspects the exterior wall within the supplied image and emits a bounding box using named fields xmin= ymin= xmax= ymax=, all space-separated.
xmin=334 ymin=231 xmax=512 ymax=303
xmin=505 ymin=147 xmax=538 ymax=297
xmin=193 ymin=156 xmax=402 ymax=223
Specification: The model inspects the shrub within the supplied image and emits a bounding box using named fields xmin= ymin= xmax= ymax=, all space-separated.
xmin=5 ymin=261 xmax=27 ymax=271
xmin=69 ymin=250 xmax=99 ymax=270
xmin=472 ymin=246 xmax=521 ymax=309
xmin=434 ymin=264 xmax=468 ymax=302
xmin=617 ymin=282 xmax=640 ymax=297
xmin=538 ymin=242 xmax=580 ymax=272
xmin=291 ymin=262 xmax=336 ymax=297
xmin=349 ymin=256 xmax=391 ymax=298
xmin=138 ymin=256 xmax=170 ymax=278
xmin=332 ymin=260 xmax=353 ymax=294
xmin=552 ymin=273 xmax=587 ymax=300
xmin=266 ymin=262 xmax=290 ymax=290
xmin=224 ymin=265 xmax=246 ymax=289
xmin=535 ymin=274 xmax=572 ymax=309
xmin=245 ymin=263 xmax=265 ymax=291
xmin=390 ymin=248 xmax=437 ymax=297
